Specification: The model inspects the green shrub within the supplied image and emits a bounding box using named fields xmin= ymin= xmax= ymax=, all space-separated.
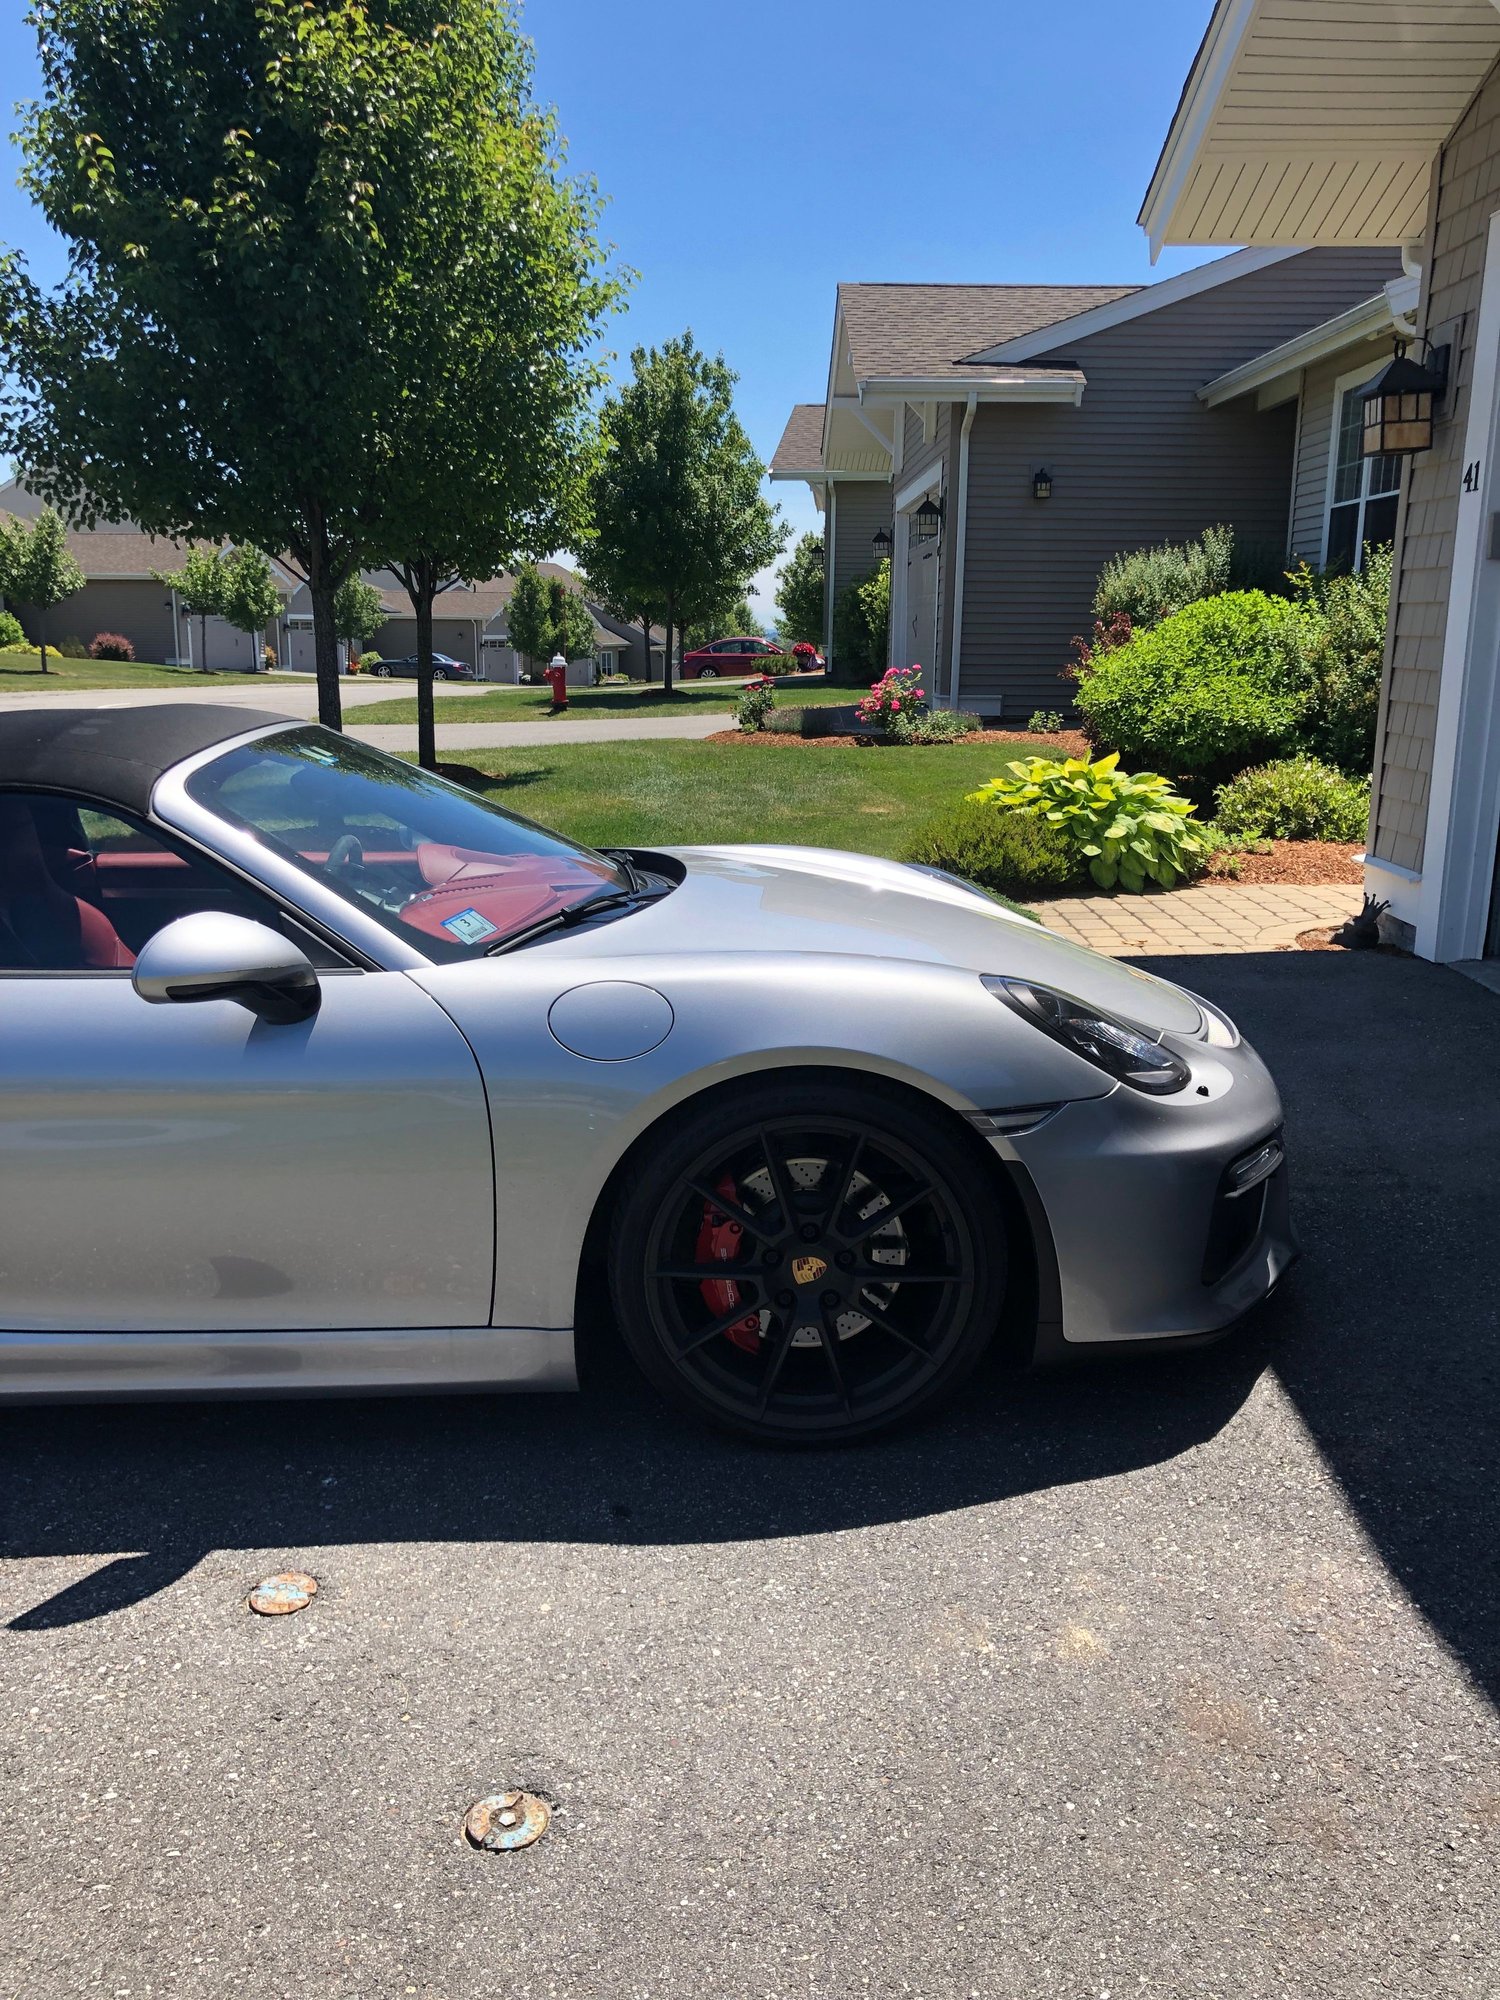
xmin=0 ymin=612 xmax=24 ymax=648
xmin=1287 ymin=546 xmax=1390 ymax=773
xmin=904 ymin=796 xmax=1080 ymax=896
xmin=969 ymin=752 xmax=1210 ymax=893
xmin=1093 ymin=524 xmax=1237 ymax=629
xmin=1212 ymin=757 xmax=1371 ymax=843
xmin=1074 ymin=591 xmax=1309 ymax=783
xmin=832 ymin=560 xmax=890 ymax=682
xmin=1028 ymin=708 xmax=1064 ymax=734
xmin=736 ymin=680 xmax=777 ymax=732
xmin=56 ymin=633 xmax=89 ymax=658
xmin=890 ymin=705 xmax=970 ymax=744
xmin=764 ymin=705 xmax=805 ymax=735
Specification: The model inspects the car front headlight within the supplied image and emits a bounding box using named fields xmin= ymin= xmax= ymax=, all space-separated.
xmin=983 ymin=975 xmax=1192 ymax=1096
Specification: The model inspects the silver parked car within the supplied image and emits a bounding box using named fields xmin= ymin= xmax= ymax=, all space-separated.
xmin=0 ymin=706 xmax=1295 ymax=1442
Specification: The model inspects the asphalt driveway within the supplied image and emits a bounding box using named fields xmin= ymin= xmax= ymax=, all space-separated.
xmin=1 ymin=952 xmax=1496 ymax=1998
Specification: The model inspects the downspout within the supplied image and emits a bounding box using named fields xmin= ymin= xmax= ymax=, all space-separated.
xmin=948 ymin=392 xmax=978 ymax=713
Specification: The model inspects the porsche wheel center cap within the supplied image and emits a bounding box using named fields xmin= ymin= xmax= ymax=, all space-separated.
xmin=791 ymin=1254 xmax=829 ymax=1287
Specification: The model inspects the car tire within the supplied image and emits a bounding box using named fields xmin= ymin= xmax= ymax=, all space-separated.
xmin=433 ymin=667 xmax=448 ymax=681
xmin=372 ymin=664 xmax=390 ymax=677
xmin=698 ymin=666 xmax=718 ymax=679
xmin=608 ymin=1078 xmax=1006 ymax=1444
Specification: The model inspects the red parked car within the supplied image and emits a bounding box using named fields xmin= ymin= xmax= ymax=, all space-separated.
xmin=680 ymin=636 xmax=785 ymax=680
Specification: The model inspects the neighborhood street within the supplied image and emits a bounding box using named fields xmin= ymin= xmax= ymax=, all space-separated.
xmin=3 ymin=949 xmax=1495 ymax=1999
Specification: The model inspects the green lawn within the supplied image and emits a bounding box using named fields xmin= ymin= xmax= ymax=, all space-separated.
xmin=0 ymin=650 xmax=302 ymax=690
xmin=436 ymin=736 xmax=1062 ymax=858
xmin=354 ymin=676 xmax=854 ymax=725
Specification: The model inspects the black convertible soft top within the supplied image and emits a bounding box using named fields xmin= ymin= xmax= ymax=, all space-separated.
xmin=0 ymin=704 xmax=296 ymax=817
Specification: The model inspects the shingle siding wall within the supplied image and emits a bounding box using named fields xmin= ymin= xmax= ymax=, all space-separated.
xmin=955 ymin=248 xmax=1401 ymax=717
xmin=1373 ymin=60 xmax=1500 ymax=873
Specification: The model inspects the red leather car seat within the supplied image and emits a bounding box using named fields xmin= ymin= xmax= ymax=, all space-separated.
xmin=0 ymin=796 xmax=136 ymax=970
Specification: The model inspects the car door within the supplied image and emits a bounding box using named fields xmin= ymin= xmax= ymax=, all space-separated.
xmin=0 ymin=792 xmax=495 ymax=1335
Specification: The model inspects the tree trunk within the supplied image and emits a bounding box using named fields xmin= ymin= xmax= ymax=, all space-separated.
xmin=641 ymin=614 xmax=653 ymax=685
xmin=199 ymin=612 xmax=210 ymax=672
xmin=414 ymin=580 xmax=438 ymax=774
xmin=662 ymin=596 xmax=676 ymax=695
xmin=305 ymin=532 xmax=344 ymax=732
xmin=37 ymin=607 xmax=49 ymax=675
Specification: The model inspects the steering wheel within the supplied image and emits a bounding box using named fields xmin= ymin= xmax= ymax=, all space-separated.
xmin=326 ymin=833 xmax=364 ymax=877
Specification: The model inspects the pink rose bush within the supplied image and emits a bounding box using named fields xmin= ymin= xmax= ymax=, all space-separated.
xmin=855 ymin=665 xmax=928 ymax=731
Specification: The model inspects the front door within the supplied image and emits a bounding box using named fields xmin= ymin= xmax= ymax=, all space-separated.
xmin=0 ymin=795 xmax=495 ymax=1334
xmin=907 ymin=542 xmax=939 ymax=682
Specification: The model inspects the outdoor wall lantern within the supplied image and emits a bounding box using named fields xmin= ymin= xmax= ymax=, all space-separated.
xmin=1032 ymin=467 xmax=1053 ymax=501
xmin=809 ymin=540 xmax=825 ymax=566
xmin=872 ymin=526 xmax=893 ymax=559
xmin=911 ymin=494 xmax=944 ymax=543
xmin=1360 ymin=338 xmax=1449 ymax=457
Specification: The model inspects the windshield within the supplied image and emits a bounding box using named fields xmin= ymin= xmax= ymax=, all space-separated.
xmin=184 ymin=725 xmax=624 ymax=959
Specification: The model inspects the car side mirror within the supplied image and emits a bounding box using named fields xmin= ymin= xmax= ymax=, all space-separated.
xmin=133 ymin=912 xmax=321 ymax=1024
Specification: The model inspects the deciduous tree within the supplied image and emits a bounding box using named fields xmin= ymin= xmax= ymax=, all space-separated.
xmin=0 ymin=507 xmax=84 ymax=674
xmin=218 ymin=546 xmax=283 ymax=668
xmin=334 ymin=576 xmax=386 ymax=666
xmin=0 ymin=0 xmax=614 ymax=739
xmin=586 ymin=335 xmax=784 ymax=694
xmin=151 ymin=546 xmax=226 ymax=673
xmin=774 ymin=533 xmax=826 ymax=648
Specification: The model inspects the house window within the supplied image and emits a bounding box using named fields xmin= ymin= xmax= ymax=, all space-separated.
xmin=1326 ymin=383 xmax=1401 ymax=572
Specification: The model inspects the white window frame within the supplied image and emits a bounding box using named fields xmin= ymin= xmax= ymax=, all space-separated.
xmin=1320 ymin=363 xmax=1402 ymax=572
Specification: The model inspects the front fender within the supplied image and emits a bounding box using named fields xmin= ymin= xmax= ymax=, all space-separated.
xmin=409 ymin=952 xmax=1111 ymax=1331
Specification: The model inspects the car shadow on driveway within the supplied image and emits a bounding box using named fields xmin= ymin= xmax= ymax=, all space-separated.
xmin=2 ymin=952 xmax=1496 ymax=1706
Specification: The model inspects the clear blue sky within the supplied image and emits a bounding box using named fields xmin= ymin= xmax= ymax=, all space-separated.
xmin=0 ymin=0 xmax=1220 ymax=620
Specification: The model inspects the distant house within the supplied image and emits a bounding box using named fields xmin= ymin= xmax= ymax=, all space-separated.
xmin=0 ymin=477 xmax=667 ymax=680
xmin=771 ymin=249 xmax=1402 ymax=716
xmin=1141 ymin=0 xmax=1500 ymax=967
xmin=0 ymin=477 xmax=294 ymax=668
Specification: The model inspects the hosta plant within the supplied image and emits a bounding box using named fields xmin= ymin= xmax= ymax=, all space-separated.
xmin=968 ymin=752 xmax=1209 ymax=893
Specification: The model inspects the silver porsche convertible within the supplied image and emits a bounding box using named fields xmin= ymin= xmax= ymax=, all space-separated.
xmin=0 ymin=704 xmax=1295 ymax=1441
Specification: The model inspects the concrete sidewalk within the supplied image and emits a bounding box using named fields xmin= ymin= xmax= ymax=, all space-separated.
xmin=1028 ymin=878 xmax=1363 ymax=954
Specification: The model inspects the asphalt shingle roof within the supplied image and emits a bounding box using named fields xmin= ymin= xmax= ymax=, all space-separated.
xmin=837 ymin=282 xmax=1141 ymax=379
xmin=770 ymin=404 xmax=828 ymax=473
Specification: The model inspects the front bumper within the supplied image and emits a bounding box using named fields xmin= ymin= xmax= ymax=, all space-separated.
xmin=999 ymin=1028 xmax=1297 ymax=1348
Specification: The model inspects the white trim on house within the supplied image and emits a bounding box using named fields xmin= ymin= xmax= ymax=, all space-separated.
xmin=961 ymin=247 xmax=1300 ymax=363
xmin=895 ymin=466 xmax=943 ymax=515
xmin=823 ymin=482 xmax=837 ymax=666
xmin=1137 ymin=0 xmax=1259 ymax=257
xmin=1137 ymin=0 xmax=1498 ymax=254
xmin=1411 ymin=207 xmax=1500 ymax=961
xmin=859 ymin=375 xmax=1085 ymax=405
xmin=1198 ymin=279 xmax=1419 ymax=409
xmin=947 ymin=394 xmax=979 ymax=714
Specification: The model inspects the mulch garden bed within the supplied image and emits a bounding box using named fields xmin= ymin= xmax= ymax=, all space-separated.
xmin=708 ymin=727 xmax=1092 ymax=753
xmin=1206 ymin=839 xmax=1363 ymax=886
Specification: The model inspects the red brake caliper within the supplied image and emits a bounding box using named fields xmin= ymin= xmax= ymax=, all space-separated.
xmin=696 ymin=1174 xmax=762 ymax=1353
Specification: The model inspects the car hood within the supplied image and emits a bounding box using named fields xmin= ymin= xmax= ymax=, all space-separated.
xmin=546 ymin=844 xmax=1204 ymax=1037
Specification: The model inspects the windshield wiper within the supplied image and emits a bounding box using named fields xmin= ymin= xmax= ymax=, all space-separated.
xmin=598 ymin=847 xmax=645 ymax=893
xmin=484 ymin=883 xmax=668 ymax=956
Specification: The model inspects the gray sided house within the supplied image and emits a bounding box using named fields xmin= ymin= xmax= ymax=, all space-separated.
xmin=771 ymin=249 xmax=1401 ymax=716
xmin=1142 ymin=0 xmax=1500 ymax=968
xmin=0 ymin=478 xmax=291 ymax=669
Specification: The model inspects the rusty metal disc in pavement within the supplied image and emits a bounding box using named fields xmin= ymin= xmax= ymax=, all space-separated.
xmin=464 ymin=1790 xmax=551 ymax=1852
xmin=247 ymin=1571 xmax=319 ymax=1616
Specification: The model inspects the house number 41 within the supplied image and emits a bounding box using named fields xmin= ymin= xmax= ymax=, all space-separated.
xmin=1463 ymin=459 xmax=1483 ymax=492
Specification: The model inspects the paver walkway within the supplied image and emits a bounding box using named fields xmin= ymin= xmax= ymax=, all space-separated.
xmin=1027 ymin=878 xmax=1363 ymax=954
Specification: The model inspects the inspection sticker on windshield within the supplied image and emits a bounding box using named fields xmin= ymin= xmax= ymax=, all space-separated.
xmin=441 ymin=907 xmax=500 ymax=945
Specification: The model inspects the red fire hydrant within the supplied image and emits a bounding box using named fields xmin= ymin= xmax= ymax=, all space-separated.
xmin=544 ymin=655 xmax=569 ymax=709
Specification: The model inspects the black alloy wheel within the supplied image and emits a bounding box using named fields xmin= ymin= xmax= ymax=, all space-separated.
xmin=610 ymin=1082 xmax=1006 ymax=1443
